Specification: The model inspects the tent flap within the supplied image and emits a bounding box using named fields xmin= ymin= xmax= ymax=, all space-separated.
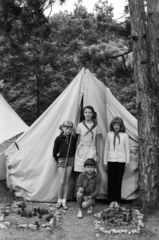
xmin=0 ymin=95 xmax=29 ymax=181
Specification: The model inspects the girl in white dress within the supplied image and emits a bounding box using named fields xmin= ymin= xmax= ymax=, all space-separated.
xmin=74 ymin=106 xmax=101 ymax=173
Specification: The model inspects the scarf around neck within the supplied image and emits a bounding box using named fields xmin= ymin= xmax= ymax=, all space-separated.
xmin=82 ymin=120 xmax=97 ymax=140
xmin=62 ymin=133 xmax=71 ymax=145
xmin=113 ymin=131 xmax=120 ymax=148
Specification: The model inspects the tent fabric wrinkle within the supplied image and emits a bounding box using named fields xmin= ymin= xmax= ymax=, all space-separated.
xmin=5 ymin=69 xmax=84 ymax=201
xmin=0 ymin=95 xmax=29 ymax=181
xmin=5 ymin=68 xmax=138 ymax=202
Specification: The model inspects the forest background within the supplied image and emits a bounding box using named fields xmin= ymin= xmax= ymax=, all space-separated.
xmin=0 ymin=0 xmax=133 ymax=126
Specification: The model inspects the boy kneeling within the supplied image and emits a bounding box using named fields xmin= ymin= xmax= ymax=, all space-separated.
xmin=76 ymin=158 xmax=101 ymax=219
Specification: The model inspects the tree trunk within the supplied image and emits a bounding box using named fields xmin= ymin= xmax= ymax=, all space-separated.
xmin=128 ymin=0 xmax=159 ymax=212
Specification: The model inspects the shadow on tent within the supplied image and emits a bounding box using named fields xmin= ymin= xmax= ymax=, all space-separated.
xmin=0 ymin=134 xmax=22 ymax=181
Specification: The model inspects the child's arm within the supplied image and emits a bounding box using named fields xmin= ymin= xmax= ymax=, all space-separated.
xmin=95 ymin=125 xmax=102 ymax=163
xmin=95 ymin=134 xmax=100 ymax=162
xmin=75 ymin=124 xmax=81 ymax=148
xmin=76 ymin=134 xmax=81 ymax=149
xmin=103 ymin=134 xmax=110 ymax=169
xmin=53 ymin=137 xmax=59 ymax=161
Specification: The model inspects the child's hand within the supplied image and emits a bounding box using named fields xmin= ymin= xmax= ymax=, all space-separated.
xmin=96 ymin=153 xmax=100 ymax=163
xmin=84 ymin=196 xmax=91 ymax=201
xmin=125 ymin=163 xmax=129 ymax=170
xmin=78 ymin=187 xmax=84 ymax=193
xmin=96 ymin=158 xmax=100 ymax=163
xmin=83 ymin=196 xmax=89 ymax=201
xmin=104 ymin=163 xmax=108 ymax=170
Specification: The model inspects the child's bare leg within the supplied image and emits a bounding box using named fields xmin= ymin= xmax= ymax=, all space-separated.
xmin=57 ymin=167 xmax=65 ymax=205
xmin=62 ymin=166 xmax=72 ymax=209
xmin=63 ymin=166 xmax=72 ymax=199
xmin=82 ymin=199 xmax=95 ymax=209
xmin=76 ymin=188 xmax=84 ymax=209
xmin=76 ymin=188 xmax=84 ymax=219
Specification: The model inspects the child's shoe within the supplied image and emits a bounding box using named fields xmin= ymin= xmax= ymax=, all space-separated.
xmin=87 ymin=206 xmax=93 ymax=214
xmin=77 ymin=209 xmax=83 ymax=219
xmin=56 ymin=202 xmax=62 ymax=209
xmin=62 ymin=203 xmax=69 ymax=210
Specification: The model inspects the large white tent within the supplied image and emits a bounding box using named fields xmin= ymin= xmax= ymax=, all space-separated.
xmin=0 ymin=94 xmax=29 ymax=181
xmin=4 ymin=68 xmax=139 ymax=202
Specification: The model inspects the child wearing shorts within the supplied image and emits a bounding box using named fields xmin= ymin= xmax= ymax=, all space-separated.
xmin=53 ymin=120 xmax=76 ymax=210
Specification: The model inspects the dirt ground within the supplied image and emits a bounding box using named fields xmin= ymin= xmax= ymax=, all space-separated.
xmin=0 ymin=182 xmax=159 ymax=240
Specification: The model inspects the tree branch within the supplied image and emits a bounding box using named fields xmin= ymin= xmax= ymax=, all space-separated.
xmin=107 ymin=49 xmax=132 ymax=59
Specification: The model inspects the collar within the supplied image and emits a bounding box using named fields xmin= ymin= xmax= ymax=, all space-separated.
xmin=82 ymin=120 xmax=97 ymax=139
xmin=84 ymin=171 xmax=96 ymax=179
xmin=59 ymin=132 xmax=71 ymax=139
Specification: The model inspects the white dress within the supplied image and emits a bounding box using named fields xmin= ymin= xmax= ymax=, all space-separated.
xmin=74 ymin=121 xmax=101 ymax=172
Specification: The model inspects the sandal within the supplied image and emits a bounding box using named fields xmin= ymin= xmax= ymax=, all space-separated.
xmin=62 ymin=203 xmax=69 ymax=210
xmin=87 ymin=206 xmax=93 ymax=214
xmin=56 ymin=202 xmax=62 ymax=209
xmin=77 ymin=210 xmax=83 ymax=219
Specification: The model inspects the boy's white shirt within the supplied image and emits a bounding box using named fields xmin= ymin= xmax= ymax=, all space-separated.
xmin=103 ymin=132 xmax=130 ymax=165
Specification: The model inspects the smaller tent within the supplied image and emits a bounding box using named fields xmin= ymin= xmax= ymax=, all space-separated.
xmin=0 ymin=94 xmax=29 ymax=180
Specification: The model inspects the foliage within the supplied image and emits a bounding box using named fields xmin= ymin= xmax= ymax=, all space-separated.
xmin=0 ymin=0 xmax=135 ymax=126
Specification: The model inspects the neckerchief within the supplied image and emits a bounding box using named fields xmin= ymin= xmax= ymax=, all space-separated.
xmin=83 ymin=171 xmax=96 ymax=193
xmin=82 ymin=120 xmax=97 ymax=140
xmin=113 ymin=131 xmax=120 ymax=148
xmin=63 ymin=133 xmax=71 ymax=145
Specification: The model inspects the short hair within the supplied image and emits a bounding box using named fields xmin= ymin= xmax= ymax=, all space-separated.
xmin=110 ymin=117 xmax=126 ymax=132
xmin=59 ymin=120 xmax=73 ymax=131
xmin=81 ymin=106 xmax=97 ymax=121
xmin=84 ymin=158 xmax=96 ymax=167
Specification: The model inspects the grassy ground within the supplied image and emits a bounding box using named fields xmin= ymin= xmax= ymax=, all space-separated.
xmin=0 ymin=182 xmax=159 ymax=240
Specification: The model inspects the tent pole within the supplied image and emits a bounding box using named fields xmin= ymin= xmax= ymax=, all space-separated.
xmin=60 ymin=129 xmax=74 ymax=200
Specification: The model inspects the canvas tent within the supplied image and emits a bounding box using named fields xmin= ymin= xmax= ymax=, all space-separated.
xmin=4 ymin=68 xmax=138 ymax=202
xmin=0 ymin=94 xmax=29 ymax=181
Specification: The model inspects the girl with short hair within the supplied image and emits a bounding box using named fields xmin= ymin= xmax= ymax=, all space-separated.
xmin=53 ymin=120 xmax=76 ymax=210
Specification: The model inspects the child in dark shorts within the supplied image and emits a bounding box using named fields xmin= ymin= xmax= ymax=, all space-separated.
xmin=76 ymin=158 xmax=101 ymax=219
xmin=53 ymin=120 xmax=76 ymax=210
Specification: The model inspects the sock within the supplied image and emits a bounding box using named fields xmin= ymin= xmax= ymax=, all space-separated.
xmin=57 ymin=199 xmax=62 ymax=203
xmin=62 ymin=199 xmax=66 ymax=204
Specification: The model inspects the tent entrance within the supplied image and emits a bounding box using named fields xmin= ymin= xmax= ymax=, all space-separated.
xmin=76 ymin=95 xmax=84 ymax=125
